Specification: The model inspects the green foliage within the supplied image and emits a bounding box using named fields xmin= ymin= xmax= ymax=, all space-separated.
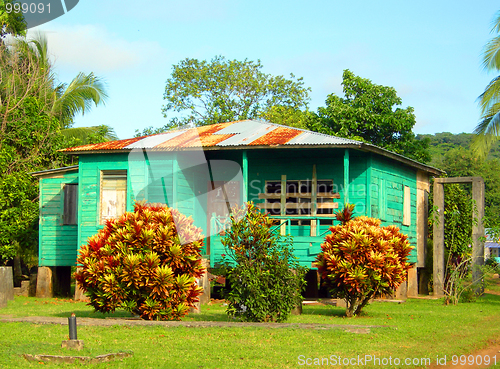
xmin=74 ymin=202 xmax=205 ymax=320
xmin=161 ymin=56 xmax=311 ymax=130
xmin=307 ymin=69 xmax=430 ymax=163
xmin=0 ymin=93 xmax=63 ymax=264
xmin=221 ymin=202 xmax=306 ymax=322
xmin=0 ymin=34 xmax=109 ymax=265
xmin=315 ymin=212 xmax=413 ymax=317
xmin=60 ymin=125 xmax=118 ymax=148
xmin=433 ymin=147 xmax=500 ymax=228
xmin=0 ymin=0 xmax=27 ymax=38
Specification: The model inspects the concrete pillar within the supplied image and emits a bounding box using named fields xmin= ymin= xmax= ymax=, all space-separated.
xmin=198 ymin=259 xmax=210 ymax=305
xmin=0 ymin=266 xmax=14 ymax=308
xmin=472 ymin=178 xmax=485 ymax=295
xmin=394 ymin=281 xmax=407 ymax=301
xmin=36 ymin=266 xmax=53 ymax=298
xmin=433 ymin=181 xmax=445 ymax=297
xmin=74 ymin=267 xmax=89 ymax=302
xmin=407 ymin=265 xmax=418 ymax=297
xmin=189 ymin=259 xmax=211 ymax=314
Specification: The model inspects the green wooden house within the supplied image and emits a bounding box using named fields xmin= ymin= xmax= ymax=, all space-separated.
xmin=33 ymin=120 xmax=442 ymax=297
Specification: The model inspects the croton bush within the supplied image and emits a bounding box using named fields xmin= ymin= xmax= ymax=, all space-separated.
xmin=74 ymin=202 xmax=205 ymax=320
xmin=221 ymin=202 xmax=306 ymax=322
xmin=315 ymin=204 xmax=413 ymax=317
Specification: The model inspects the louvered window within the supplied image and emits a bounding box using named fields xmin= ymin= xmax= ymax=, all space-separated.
xmin=100 ymin=170 xmax=127 ymax=224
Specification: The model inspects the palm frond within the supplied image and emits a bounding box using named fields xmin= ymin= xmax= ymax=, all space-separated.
xmin=478 ymin=75 xmax=500 ymax=114
xmin=482 ymin=36 xmax=500 ymax=71
xmin=471 ymin=102 xmax=500 ymax=158
xmin=52 ymin=72 xmax=108 ymax=124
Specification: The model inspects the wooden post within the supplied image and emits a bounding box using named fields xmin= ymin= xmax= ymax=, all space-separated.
xmin=311 ymin=165 xmax=317 ymax=237
xmin=366 ymin=155 xmax=372 ymax=216
xmin=433 ymin=181 xmax=445 ymax=297
xmin=242 ymin=150 xmax=248 ymax=203
xmin=343 ymin=149 xmax=349 ymax=204
xmin=472 ymin=177 xmax=485 ymax=295
xmin=280 ymin=175 xmax=286 ymax=236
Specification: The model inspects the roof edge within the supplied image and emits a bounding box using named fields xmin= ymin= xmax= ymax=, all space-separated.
xmin=359 ymin=143 xmax=444 ymax=176
xmin=31 ymin=165 xmax=79 ymax=177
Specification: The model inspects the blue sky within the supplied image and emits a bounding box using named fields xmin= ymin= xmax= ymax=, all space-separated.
xmin=29 ymin=0 xmax=500 ymax=140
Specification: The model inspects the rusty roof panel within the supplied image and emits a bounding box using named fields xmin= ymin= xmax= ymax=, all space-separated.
xmin=62 ymin=120 xmax=363 ymax=153
xmin=249 ymin=126 xmax=303 ymax=146
xmin=155 ymin=123 xmax=231 ymax=148
xmin=62 ymin=136 xmax=143 ymax=152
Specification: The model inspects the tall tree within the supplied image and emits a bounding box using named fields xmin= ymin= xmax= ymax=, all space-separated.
xmin=0 ymin=0 xmax=26 ymax=39
xmin=161 ymin=56 xmax=311 ymax=130
xmin=308 ymin=69 xmax=430 ymax=163
xmin=11 ymin=35 xmax=108 ymax=130
xmin=472 ymin=11 xmax=500 ymax=157
xmin=0 ymin=34 xmax=109 ymax=265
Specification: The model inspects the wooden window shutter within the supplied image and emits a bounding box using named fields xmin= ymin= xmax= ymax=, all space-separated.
xmin=63 ymin=184 xmax=78 ymax=225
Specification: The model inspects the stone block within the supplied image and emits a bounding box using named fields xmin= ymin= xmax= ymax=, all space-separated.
xmin=0 ymin=266 xmax=14 ymax=308
xmin=407 ymin=266 xmax=418 ymax=297
xmin=36 ymin=266 xmax=53 ymax=298
xmin=74 ymin=267 xmax=89 ymax=302
xmin=61 ymin=340 xmax=85 ymax=351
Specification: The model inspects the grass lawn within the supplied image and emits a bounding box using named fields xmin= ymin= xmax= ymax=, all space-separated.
xmin=1 ymin=278 xmax=500 ymax=368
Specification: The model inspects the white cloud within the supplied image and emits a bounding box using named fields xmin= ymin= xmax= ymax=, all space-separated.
xmin=27 ymin=25 xmax=164 ymax=73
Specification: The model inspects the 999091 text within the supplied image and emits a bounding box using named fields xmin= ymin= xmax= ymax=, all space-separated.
xmin=5 ymin=2 xmax=51 ymax=14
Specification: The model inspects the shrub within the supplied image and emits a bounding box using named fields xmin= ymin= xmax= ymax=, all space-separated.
xmin=315 ymin=205 xmax=413 ymax=317
xmin=74 ymin=202 xmax=205 ymax=320
xmin=221 ymin=202 xmax=306 ymax=322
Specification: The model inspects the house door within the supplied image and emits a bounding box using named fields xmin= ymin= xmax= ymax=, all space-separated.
xmin=206 ymin=181 xmax=240 ymax=254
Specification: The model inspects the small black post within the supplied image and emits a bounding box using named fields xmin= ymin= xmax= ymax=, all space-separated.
xmin=68 ymin=313 xmax=77 ymax=340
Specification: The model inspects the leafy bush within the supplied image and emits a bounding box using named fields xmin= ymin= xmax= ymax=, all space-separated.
xmin=74 ymin=202 xmax=205 ymax=320
xmin=221 ymin=202 xmax=306 ymax=322
xmin=315 ymin=205 xmax=413 ymax=317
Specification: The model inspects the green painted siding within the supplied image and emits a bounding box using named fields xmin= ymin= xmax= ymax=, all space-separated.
xmin=209 ymin=148 xmax=345 ymax=268
xmin=369 ymin=155 xmax=418 ymax=263
xmin=41 ymin=147 xmax=420 ymax=268
xmin=38 ymin=170 xmax=78 ymax=266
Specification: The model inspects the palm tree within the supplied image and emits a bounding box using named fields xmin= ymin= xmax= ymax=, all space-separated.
xmin=9 ymin=34 xmax=113 ymax=145
xmin=472 ymin=11 xmax=500 ymax=157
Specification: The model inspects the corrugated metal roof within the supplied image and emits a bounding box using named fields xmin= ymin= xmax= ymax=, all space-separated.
xmin=61 ymin=120 xmax=363 ymax=153
xmin=125 ymin=130 xmax=187 ymax=149
xmin=59 ymin=120 xmax=443 ymax=175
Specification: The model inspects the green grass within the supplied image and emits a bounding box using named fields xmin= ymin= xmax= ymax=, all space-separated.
xmin=1 ymin=293 xmax=500 ymax=368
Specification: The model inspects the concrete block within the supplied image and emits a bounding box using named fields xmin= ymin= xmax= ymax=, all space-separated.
xmin=13 ymin=281 xmax=29 ymax=297
xmin=0 ymin=266 xmax=14 ymax=308
xmin=36 ymin=266 xmax=53 ymax=298
xmin=198 ymin=259 xmax=210 ymax=305
xmin=407 ymin=266 xmax=418 ymax=297
xmin=74 ymin=267 xmax=89 ymax=302
xmin=61 ymin=340 xmax=85 ymax=351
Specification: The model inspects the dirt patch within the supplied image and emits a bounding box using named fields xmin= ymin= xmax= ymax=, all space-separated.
xmin=427 ymin=339 xmax=500 ymax=369
xmin=0 ymin=315 xmax=388 ymax=333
